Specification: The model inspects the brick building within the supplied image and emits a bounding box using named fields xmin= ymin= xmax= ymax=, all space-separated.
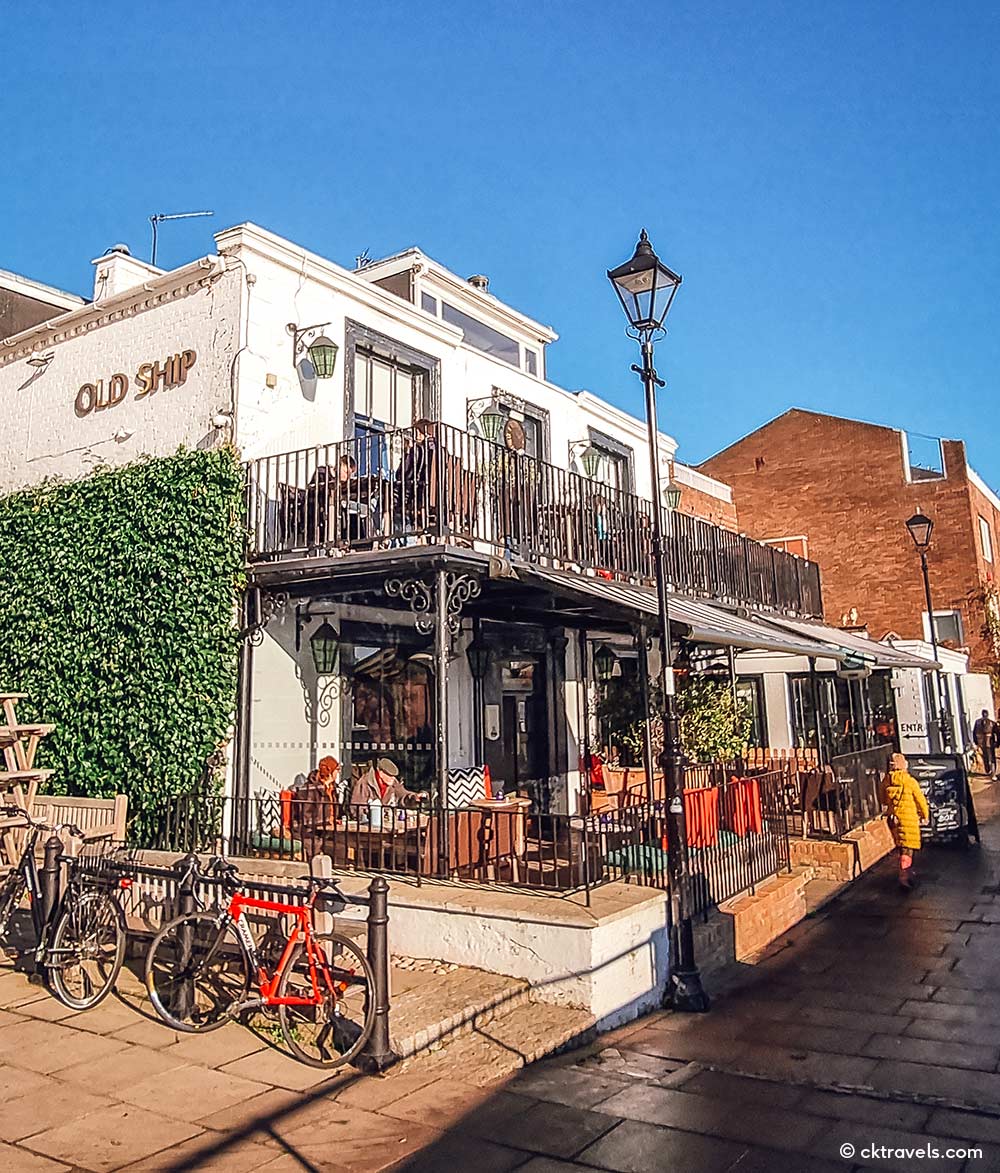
xmin=699 ymin=409 xmax=1000 ymax=687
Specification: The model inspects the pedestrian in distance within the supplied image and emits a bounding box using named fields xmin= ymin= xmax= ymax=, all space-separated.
xmin=881 ymin=752 xmax=930 ymax=890
xmin=973 ymin=709 xmax=996 ymax=777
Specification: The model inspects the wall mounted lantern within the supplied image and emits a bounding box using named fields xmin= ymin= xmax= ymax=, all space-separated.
xmin=570 ymin=440 xmax=603 ymax=480
xmin=286 ymin=322 xmax=338 ymax=378
xmin=593 ymin=644 xmax=618 ymax=684
xmin=465 ymin=634 xmax=491 ymax=681
xmin=665 ymin=481 xmax=682 ymax=511
xmin=309 ymin=621 xmax=341 ymax=676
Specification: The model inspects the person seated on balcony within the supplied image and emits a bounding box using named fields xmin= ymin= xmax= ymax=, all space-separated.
xmin=307 ymin=455 xmax=364 ymax=547
xmin=350 ymin=757 xmax=427 ymax=809
xmin=393 ymin=419 xmax=437 ymax=536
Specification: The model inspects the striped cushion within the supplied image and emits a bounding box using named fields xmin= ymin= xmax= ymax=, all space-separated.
xmin=447 ymin=765 xmax=488 ymax=808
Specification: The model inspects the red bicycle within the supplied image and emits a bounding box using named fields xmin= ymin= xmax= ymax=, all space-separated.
xmin=144 ymin=857 xmax=374 ymax=1068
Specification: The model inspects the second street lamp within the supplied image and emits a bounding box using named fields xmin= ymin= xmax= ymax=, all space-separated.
xmin=905 ymin=510 xmax=953 ymax=751
xmin=608 ymin=229 xmax=709 ymax=1013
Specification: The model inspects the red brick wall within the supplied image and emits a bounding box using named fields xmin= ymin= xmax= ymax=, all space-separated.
xmin=700 ymin=410 xmax=991 ymax=672
xmin=676 ymin=483 xmax=739 ymax=532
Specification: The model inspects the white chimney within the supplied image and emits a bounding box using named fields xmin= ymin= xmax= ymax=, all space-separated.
xmin=91 ymin=245 xmax=164 ymax=300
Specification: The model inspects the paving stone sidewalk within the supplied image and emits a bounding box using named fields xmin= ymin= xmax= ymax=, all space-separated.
xmin=2 ymin=785 xmax=999 ymax=1171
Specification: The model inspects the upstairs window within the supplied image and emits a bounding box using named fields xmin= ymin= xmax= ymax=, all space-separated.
xmin=980 ymin=515 xmax=994 ymax=562
xmin=420 ymin=292 xmax=438 ymax=316
xmin=524 ymin=348 xmax=539 ymax=376
xmin=924 ymin=609 xmax=963 ymax=645
xmin=582 ymin=429 xmax=635 ymax=493
xmin=903 ymin=432 xmax=945 ymax=482
xmin=442 ymin=302 xmax=520 ymax=367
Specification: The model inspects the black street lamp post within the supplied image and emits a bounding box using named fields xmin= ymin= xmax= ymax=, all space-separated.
xmin=608 ymin=229 xmax=709 ymax=1012
xmin=905 ymin=510 xmax=953 ymax=751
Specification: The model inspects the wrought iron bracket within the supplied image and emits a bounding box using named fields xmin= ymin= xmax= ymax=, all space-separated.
xmin=385 ymin=573 xmax=481 ymax=637
xmin=241 ymin=587 xmax=289 ymax=646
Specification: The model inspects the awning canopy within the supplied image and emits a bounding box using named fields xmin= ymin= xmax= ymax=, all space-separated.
xmin=753 ymin=613 xmax=938 ymax=670
xmin=514 ymin=566 xmax=846 ymax=660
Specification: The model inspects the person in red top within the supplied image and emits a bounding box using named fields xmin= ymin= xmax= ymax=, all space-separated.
xmin=350 ymin=758 xmax=426 ymax=807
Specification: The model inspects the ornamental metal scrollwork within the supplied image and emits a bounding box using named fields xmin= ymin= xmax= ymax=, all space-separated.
xmin=444 ymin=573 xmax=481 ymax=635
xmin=243 ymin=588 xmax=289 ymax=646
xmin=385 ymin=574 xmax=481 ymax=637
xmin=295 ymin=666 xmax=343 ymax=728
xmin=385 ymin=577 xmax=435 ymax=634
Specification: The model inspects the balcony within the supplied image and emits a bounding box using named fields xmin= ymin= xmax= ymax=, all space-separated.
xmin=246 ymin=421 xmax=822 ymax=617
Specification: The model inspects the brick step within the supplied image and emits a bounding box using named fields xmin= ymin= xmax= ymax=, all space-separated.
xmin=400 ymin=997 xmax=597 ymax=1086
xmin=390 ymin=964 xmax=531 ymax=1060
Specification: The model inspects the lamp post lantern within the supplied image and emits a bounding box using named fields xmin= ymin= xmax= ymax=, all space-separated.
xmin=905 ymin=510 xmax=953 ymax=751
xmin=608 ymin=229 xmax=709 ymax=1012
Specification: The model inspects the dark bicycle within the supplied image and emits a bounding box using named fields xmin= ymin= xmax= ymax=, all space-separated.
xmin=0 ymin=804 xmax=129 ymax=1010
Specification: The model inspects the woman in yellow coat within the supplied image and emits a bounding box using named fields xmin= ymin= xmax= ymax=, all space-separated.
xmin=881 ymin=753 xmax=930 ymax=889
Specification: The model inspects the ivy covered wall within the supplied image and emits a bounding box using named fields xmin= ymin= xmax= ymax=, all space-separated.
xmin=0 ymin=448 xmax=246 ymax=837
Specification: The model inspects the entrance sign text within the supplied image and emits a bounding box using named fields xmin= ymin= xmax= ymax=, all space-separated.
xmin=75 ymin=350 xmax=197 ymax=417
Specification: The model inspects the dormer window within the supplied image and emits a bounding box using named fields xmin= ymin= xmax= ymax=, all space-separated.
xmin=441 ymin=302 xmax=520 ymax=367
xmin=524 ymin=348 xmax=539 ymax=376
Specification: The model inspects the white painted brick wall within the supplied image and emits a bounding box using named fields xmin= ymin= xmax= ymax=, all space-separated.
xmin=0 ymin=267 xmax=241 ymax=494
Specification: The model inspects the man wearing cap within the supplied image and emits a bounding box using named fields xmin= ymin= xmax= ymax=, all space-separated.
xmin=351 ymin=758 xmax=426 ymax=807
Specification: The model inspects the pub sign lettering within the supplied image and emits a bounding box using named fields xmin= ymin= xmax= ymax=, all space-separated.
xmin=75 ymin=349 xmax=197 ymax=417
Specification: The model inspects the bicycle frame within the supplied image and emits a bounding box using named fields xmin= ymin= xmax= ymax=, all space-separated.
xmin=226 ymin=891 xmax=341 ymax=1008
xmin=11 ymin=824 xmax=48 ymax=943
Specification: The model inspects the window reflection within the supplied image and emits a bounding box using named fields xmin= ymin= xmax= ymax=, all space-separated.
xmin=345 ymin=624 xmax=435 ymax=793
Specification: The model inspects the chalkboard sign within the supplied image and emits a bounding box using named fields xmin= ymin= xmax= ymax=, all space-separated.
xmin=904 ymin=754 xmax=975 ymax=845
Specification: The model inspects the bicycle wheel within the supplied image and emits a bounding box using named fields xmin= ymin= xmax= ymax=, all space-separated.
xmin=145 ymin=912 xmax=251 ymax=1032
xmin=276 ymin=931 xmax=375 ymax=1068
xmin=47 ymin=890 xmax=126 ymax=1011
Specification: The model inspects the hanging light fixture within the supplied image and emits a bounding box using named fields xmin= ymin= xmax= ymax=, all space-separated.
xmin=593 ymin=644 xmax=618 ymax=684
xmin=310 ymin=621 xmax=340 ymax=675
xmin=465 ymin=634 xmax=491 ymax=681
xmin=581 ymin=446 xmax=604 ymax=480
xmin=286 ymin=322 xmax=337 ymax=378
xmin=478 ymin=407 xmax=506 ymax=443
xmin=665 ymin=481 xmax=682 ymax=511
xmin=306 ymin=337 xmax=339 ymax=379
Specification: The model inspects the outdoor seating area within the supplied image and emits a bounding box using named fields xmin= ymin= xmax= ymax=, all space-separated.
xmin=247 ymin=422 xmax=824 ymax=617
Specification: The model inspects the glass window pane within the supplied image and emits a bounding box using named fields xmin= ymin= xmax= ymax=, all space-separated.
xmin=354 ymin=352 xmax=370 ymax=416
xmin=421 ymin=292 xmax=438 ymax=315
xmin=394 ymin=369 xmax=414 ymax=428
xmin=441 ymin=303 xmax=520 ymax=366
xmin=369 ymin=359 xmax=394 ymax=424
xmin=525 ymin=348 xmax=538 ymax=376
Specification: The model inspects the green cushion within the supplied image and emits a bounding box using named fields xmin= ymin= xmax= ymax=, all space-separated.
xmin=249 ymin=831 xmax=303 ymax=854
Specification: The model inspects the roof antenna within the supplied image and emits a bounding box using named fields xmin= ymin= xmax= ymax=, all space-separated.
xmin=355 ymin=248 xmax=372 ymax=270
xmin=149 ymin=210 xmax=214 ymax=266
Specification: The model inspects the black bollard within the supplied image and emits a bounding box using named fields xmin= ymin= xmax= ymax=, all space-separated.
xmin=356 ymin=875 xmax=397 ymax=1073
xmin=173 ymin=853 xmax=199 ymax=1023
xmin=39 ymin=834 xmax=63 ymax=941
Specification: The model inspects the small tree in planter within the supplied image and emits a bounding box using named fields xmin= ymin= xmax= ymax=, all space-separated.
xmin=676 ymin=675 xmax=752 ymax=765
xmin=595 ymin=668 xmax=646 ymax=766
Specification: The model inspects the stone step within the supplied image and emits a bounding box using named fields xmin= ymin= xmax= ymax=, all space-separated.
xmin=400 ymin=997 xmax=597 ymax=1086
xmin=390 ymin=962 xmax=531 ymax=1060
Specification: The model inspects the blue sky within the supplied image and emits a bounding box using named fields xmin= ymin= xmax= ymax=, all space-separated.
xmin=4 ymin=1 xmax=999 ymax=478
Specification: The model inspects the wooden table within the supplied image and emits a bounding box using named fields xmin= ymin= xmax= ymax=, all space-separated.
xmin=324 ymin=813 xmax=430 ymax=873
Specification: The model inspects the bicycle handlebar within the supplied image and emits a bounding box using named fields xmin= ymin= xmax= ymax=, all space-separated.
xmin=2 ymin=804 xmax=83 ymax=839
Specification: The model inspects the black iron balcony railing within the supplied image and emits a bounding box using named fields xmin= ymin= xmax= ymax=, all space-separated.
xmin=246 ymin=421 xmax=822 ymax=616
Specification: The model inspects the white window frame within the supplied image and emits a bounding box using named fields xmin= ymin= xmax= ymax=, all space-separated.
xmin=922 ymin=609 xmax=964 ymax=645
xmin=980 ymin=515 xmax=993 ymax=563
